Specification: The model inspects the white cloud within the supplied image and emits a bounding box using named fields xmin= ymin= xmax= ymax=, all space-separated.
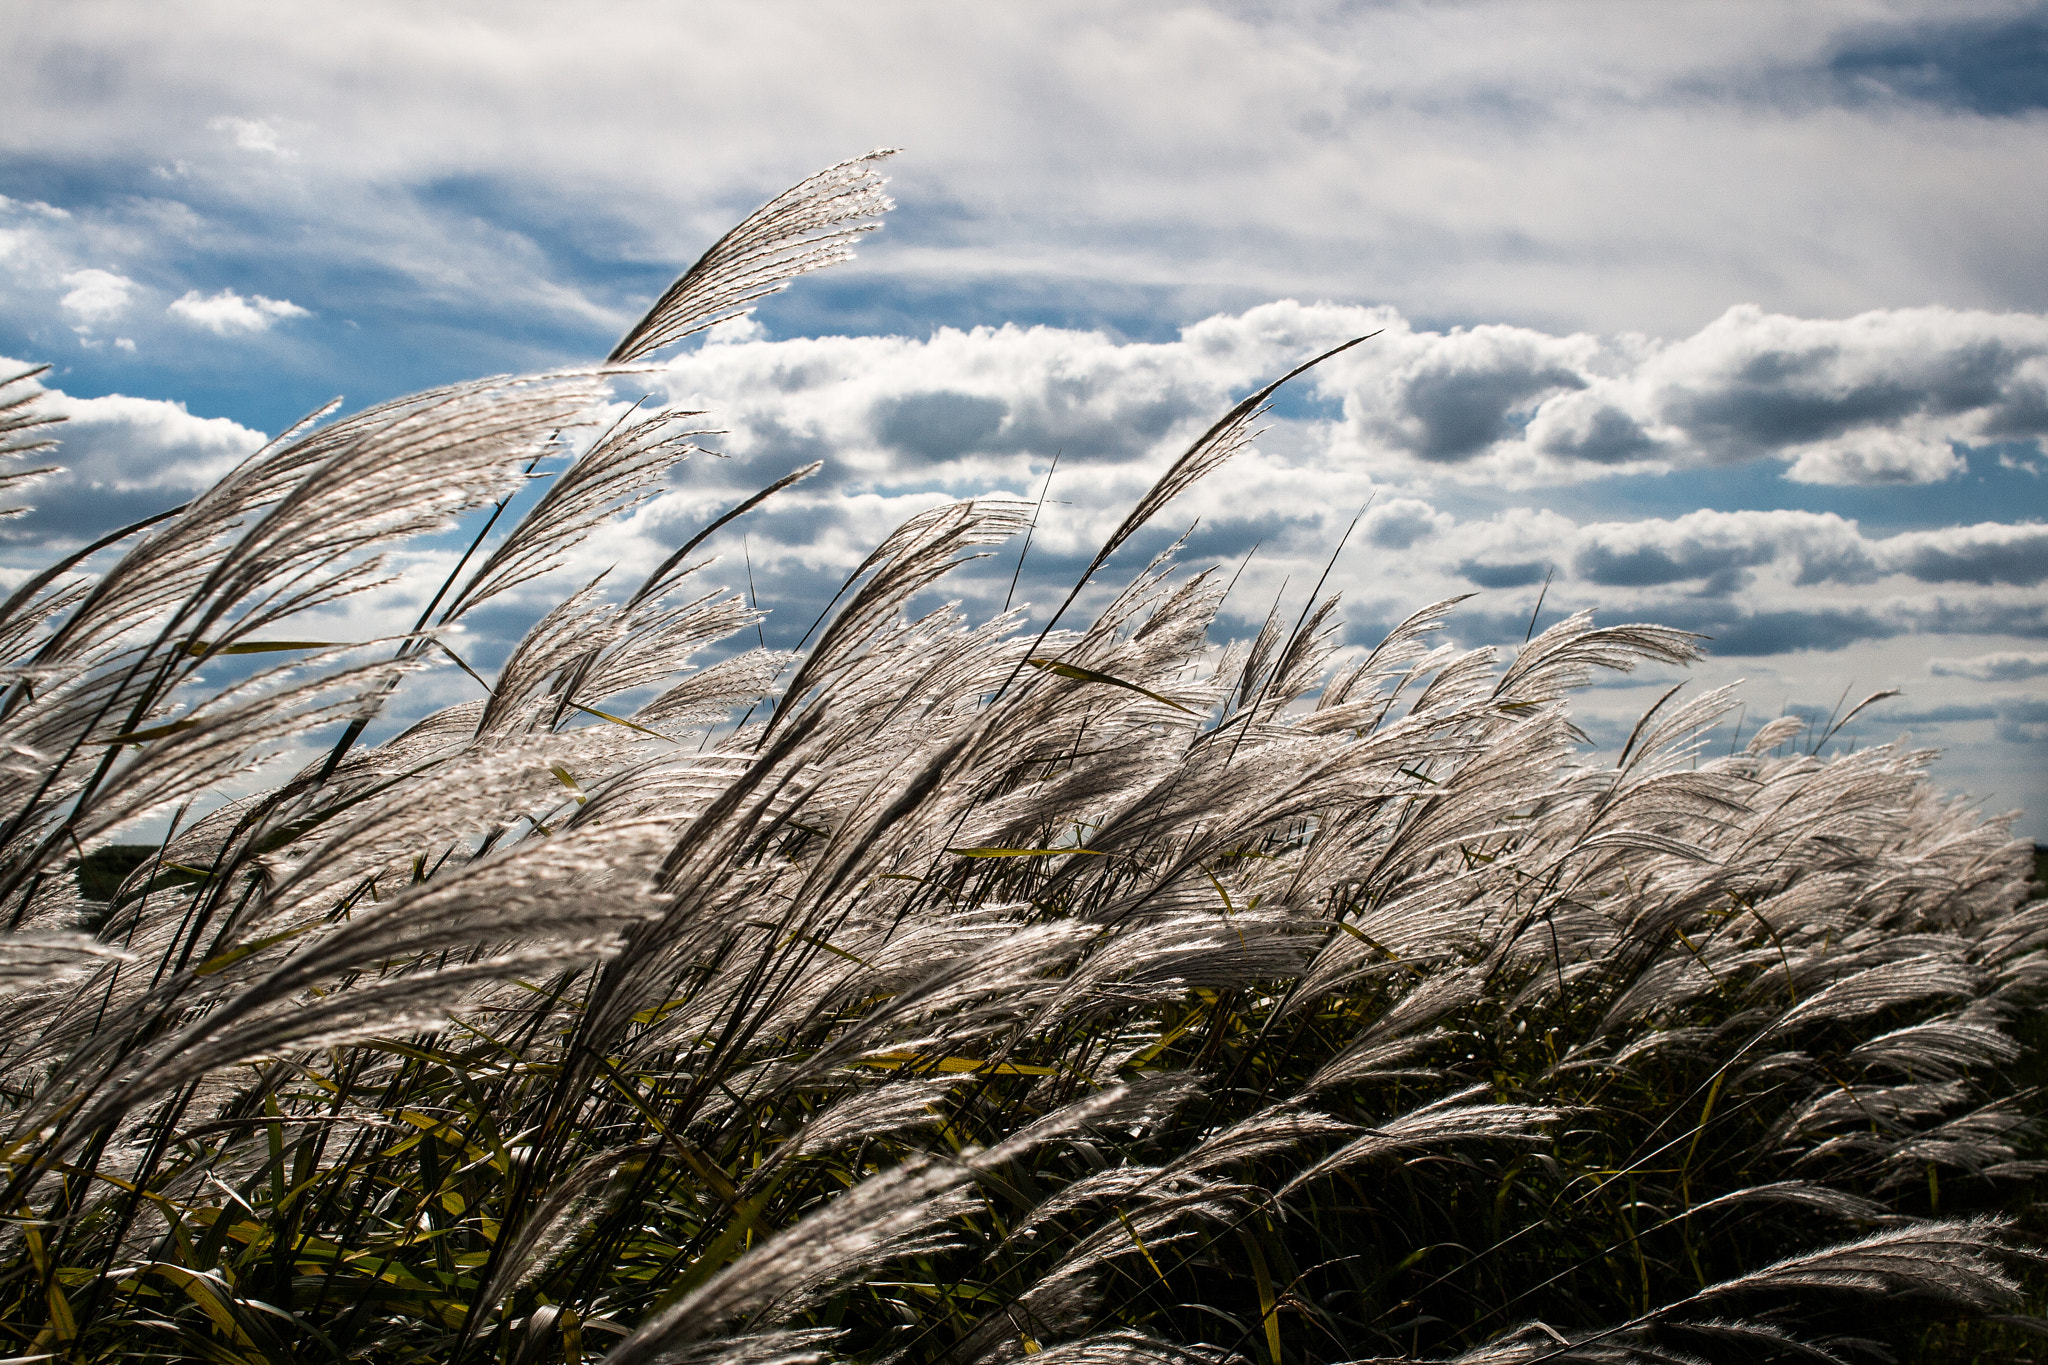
xmin=1782 ymin=429 xmax=1963 ymax=485
xmin=40 ymin=389 xmax=262 ymax=493
xmin=58 ymin=268 xmax=136 ymax=323
xmin=208 ymin=116 xmax=292 ymax=158
xmin=1929 ymin=651 xmax=2048 ymax=683
xmin=2000 ymin=702 xmax=2048 ymax=744
xmin=167 ymin=288 xmax=311 ymax=334
xmin=0 ymin=195 xmax=68 ymax=222
xmin=1313 ymin=304 xmax=2048 ymax=486
xmin=1574 ymin=304 xmax=2048 ymax=484
xmin=1328 ymin=321 xmax=1600 ymax=468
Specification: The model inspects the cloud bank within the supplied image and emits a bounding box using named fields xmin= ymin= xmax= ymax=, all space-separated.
xmin=1309 ymin=303 xmax=2048 ymax=487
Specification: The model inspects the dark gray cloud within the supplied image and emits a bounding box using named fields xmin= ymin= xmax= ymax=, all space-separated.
xmin=1633 ymin=306 xmax=2048 ymax=482
xmin=1928 ymin=650 xmax=2048 ymax=682
xmin=1889 ymin=523 xmax=2048 ymax=585
xmin=1709 ymin=610 xmax=1895 ymax=657
xmin=1531 ymin=402 xmax=1662 ymax=464
xmin=1401 ymin=358 xmax=1584 ymax=463
xmin=1628 ymin=602 xmax=1896 ymax=657
xmin=1660 ymin=344 xmax=2005 ymax=451
xmin=1917 ymin=597 xmax=2048 ymax=639
xmin=1458 ymin=559 xmax=1548 ymax=589
xmin=1573 ymin=538 xmax=1773 ymax=591
xmin=1327 ymin=322 xmax=1594 ymax=469
xmin=1513 ymin=509 xmax=1878 ymax=597
xmin=872 ymin=390 xmax=1007 ymax=460
xmin=1347 ymin=304 xmax=2048 ymax=485
xmin=1509 ymin=508 xmax=2048 ymax=599
xmin=1364 ymin=498 xmax=1443 ymax=550
xmin=1996 ymin=697 xmax=2048 ymax=743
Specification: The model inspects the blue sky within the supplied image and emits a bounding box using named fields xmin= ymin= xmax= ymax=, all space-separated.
xmin=2 ymin=0 xmax=2045 ymax=837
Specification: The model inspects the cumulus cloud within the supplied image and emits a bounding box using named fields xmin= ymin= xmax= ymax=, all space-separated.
xmin=1929 ymin=650 xmax=2048 ymax=682
xmin=579 ymin=316 xmax=2047 ymax=680
xmin=1439 ymin=507 xmax=2047 ymax=596
xmin=1862 ymin=701 xmax=1998 ymax=726
xmin=1884 ymin=522 xmax=2048 ymax=586
xmin=1334 ymin=323 xmax=1597 ymax=466
xmin=59 ymin=268 xmax=136 ymax=324
xmin=609 ymin=300 xmax=2024 ymax=595
xmin=1782 ymin=428 xmax=1962 ymax=485
xmin=1584 ymin=304 xmax=2048 ymax=484
xmin=1363 ymin=497 xmax=1449 ymax=550
xmin=637 ymin=304 xmax=1339 ymax=544
xmin=1621 ymin=602 xmax=1893 ymax=658
xmin=1568 ymin=510 xmax=1856 ymax=594
xmin=1457 ymin=560 xmax=1548 ymax=590
xmin=1317 ymin=304 xmax=2048 ymax=486
xmin=167 ymin=288 xmax=311 ymax=334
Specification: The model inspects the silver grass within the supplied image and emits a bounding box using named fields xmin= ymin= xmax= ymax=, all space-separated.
xmin=476 ymin=1141 xmax=659 ymax=1320
xmin=1014 ymin=1332 xmax=1240 ymax=1365
xmin=1028 ymin=1180 xmax=1263 ymax=1293
xmin=0 ymin=931 xmax=132 ymax=993
xmin=1301 ymin=1028 xmax=1453 ymax=1093
xmin=611 ymin=1157 xmax=981 ymax=1352
xmin=44 ymin=819 xmax=670 ymax=1135
xmin=446 ymin=408 xmax=711 ymax=621
xmin=607 ymin=1328 xmax=847 ymax=1365
xmin=0 ymin=364 xmax=63 ymax=463
xmin=1772 ymin=955 xmax=1982 ymax=1031
xmin=785 ymin=1077 xmax=962 ymax=1159
xmin=1008 ymin=333 xmax=1380 ymax=678
xmin=768 ymin=498 xmax=1031 ymax=741
xmin=0 ymin=153 xmax=2040 ymax=1365
xmin=607 ymin=150 xmax=896 ymax=365
xmin=1278 ymin=1088 xmax=1563 ymax=1196
xmin=980 ymin=1073 xmax=1208 ymax=1168
xmin=1847 ymin=1013 xmax=2021 ymax=1080
xmin=1685 ymin=1215 xmax=2025 ymax=1312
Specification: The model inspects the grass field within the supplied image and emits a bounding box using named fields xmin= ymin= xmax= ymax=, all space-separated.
xmin=0 ymin=153 xmax=2043 ymax=1365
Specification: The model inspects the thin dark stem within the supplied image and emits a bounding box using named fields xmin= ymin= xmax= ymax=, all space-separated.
xmin=1523 ymin=565 xmax=1554 ymax=644
xmin=1003 ymin=449 xmax=1060 ymax=616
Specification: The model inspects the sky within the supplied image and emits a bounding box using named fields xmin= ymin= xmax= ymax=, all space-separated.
xmin=2 ymin=0 xmax=2045 ymax=839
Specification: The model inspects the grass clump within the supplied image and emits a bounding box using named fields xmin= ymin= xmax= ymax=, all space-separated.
xmin=0 ymin=152 xmax=2042 ymax=1365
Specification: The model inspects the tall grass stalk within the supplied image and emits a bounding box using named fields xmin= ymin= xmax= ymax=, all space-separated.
xmin=0 ymin=152 xmax=2041 ymax=1365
